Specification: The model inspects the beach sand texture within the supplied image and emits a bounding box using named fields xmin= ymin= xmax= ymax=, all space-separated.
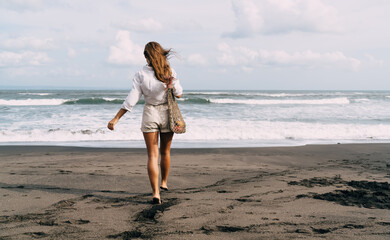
xmin=0 ymin=144 xmax=390 ymax=239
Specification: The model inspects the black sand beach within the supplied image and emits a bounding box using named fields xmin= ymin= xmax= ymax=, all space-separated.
xmin=1 ymin=144 xmax=390 ymax=239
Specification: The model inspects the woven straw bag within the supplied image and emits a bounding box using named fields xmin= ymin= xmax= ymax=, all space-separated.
xmin=166 ymin=88 xmax=186 ymax=134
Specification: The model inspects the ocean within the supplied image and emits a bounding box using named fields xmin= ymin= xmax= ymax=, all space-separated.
xmin=1 ymin=90 xmax=390 ymax=148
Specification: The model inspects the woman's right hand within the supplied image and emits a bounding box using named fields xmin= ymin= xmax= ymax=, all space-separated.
xmin=107 ymin=118 xmax=118 ymax=130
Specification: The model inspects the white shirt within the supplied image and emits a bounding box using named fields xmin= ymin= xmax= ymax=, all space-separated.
xmin=121 ymin=65 xmax=183 ymax=112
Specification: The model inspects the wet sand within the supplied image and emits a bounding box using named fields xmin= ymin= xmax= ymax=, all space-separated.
xmin=0 ymin=144 xmax=390 ymax=239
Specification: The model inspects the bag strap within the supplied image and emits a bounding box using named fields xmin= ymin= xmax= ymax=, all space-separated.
xmin=167 ymin=88 xmax=176 ymax=102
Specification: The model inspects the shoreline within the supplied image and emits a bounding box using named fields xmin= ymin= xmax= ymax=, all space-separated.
xmin=1 ymin=143 xmax=389 ymax=239
xmin=1 ymin=141 xmax=390 ymax=149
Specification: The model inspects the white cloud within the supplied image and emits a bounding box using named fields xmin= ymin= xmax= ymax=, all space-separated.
xmin=4 ymin=66 xmax=86 ymax=78
xmin=113 ymin=18 xmax=163 ymax=33
xmin=224 ymin=0 xmax=341 ymax=38
xmin=5 ymin=67 xmax=41 ymax=77
xmin=107 ymin=30 xmax=144 ymax=65
xmin=223 ymin=0 xmax=263 ymax=38
xmin=187 ymin=53 xmax=207 ymax=66
xmin=260 ymin=50 xmax=360 ymax=70
xmin=1 ymin=36 xmax=54 ymax=49
xmin=217 ymin=43 xmax=236 ymax=65
xmin=47 ymin=67 xmax=85 ymax=77
xmin=0 ymin=0 xmax=43 ymax=12
xmin=217 ymin=43 xmax=361 ymax=70
xmin=0 ymin=51 xmax=51 ymax=67
xmin=364 ymin=54 xmax=384 ymax=67
xmin=217 ymin=43 xmax=259 ymax=66
xmin=67 ymin=48 xmax=76 ymax=57
xmin=242 ymin=66 xmax=254 ymax=72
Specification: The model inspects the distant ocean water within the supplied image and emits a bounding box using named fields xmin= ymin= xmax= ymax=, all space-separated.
xmin=1 ymin=90 xmax=390 ymax=148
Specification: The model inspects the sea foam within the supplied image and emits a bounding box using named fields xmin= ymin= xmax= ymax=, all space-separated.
xmin=1 ymin=119 xmax=390 ymax=143
xmin=0 ymin=99 xmax=67 ymax=106
xmin=208 ymin=97 xmax=350 ymax=105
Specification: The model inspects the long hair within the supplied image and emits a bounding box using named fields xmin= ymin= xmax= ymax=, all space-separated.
xmin=143 ymin=42 xmax=173 ymax=85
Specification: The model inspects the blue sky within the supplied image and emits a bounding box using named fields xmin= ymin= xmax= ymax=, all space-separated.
xmin=0 ymin=0 xmax=389 ymax=90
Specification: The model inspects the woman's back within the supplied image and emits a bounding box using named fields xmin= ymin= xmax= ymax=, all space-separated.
xmin=121 ymin=65 xmax=182 ymax=111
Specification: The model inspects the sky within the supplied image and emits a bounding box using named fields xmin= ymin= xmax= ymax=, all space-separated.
xmin=0 ymin=0 xmax=389 ymax=90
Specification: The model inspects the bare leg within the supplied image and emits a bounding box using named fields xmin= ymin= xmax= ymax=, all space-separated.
xmin=160 ymin=132 xmax=174 ymax=189
xmin=143 ymin=132 xmax=160 ymax=199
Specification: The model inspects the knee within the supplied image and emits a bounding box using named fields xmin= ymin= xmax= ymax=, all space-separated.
xmin=148 ymin=154 xmax=159 ymax=163
xmin=160 ymin=150 xmax=170 ymax=158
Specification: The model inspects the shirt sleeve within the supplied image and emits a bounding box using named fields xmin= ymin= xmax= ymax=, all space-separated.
xmin=121 ymin=72 xmax=143 ymax=112
xmin=171 ymin=68 xmax=183 ymax=96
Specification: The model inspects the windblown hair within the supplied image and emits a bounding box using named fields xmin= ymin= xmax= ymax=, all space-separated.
xmin=143 ymin=42 xmax=173 ymax=85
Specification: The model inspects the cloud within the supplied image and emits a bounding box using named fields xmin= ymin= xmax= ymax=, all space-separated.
xmin=217 ymin=43 xmax=361 ymax=70
xmin=0 ymin=0 xmax=43 ymax=12
xmin=1 ymin=36 xmax=54 ymax=49
xmin=67 ymin=48 xmax=76 ymax=58
xmin=46 ymin=67 xmax=85 ymax=77
xmin=0 ymin=51 xmax=51 ymax=67
xmin=187 ymin=53 xmax=207 ymax=66
xmin=224 ymin=0 xmax=341 ymax=38
xmin=107 ymin=30 xmax=144 ymax=65
xmin=223 ymin=0 xmax=263 ymax=38
xmin=217 ymin=43 xmax=259 ymax=66
xmin=364 ymin=54 xmax=384 ymax=67
xmin=112 ymin=18 xmax=163 ymax=33
xmin=4 ymin=66 xmax=86 ymax=78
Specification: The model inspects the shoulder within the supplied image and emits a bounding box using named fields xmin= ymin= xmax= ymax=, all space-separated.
xmin=131 ymin=71 xmax=142 ymax=82
xmin=135 ymin=65 xmax=153 ymax=76
xmin=132 ymin=65 xmax=152 ymax=80
xmin=141 ymin=65 xmax=154 ymax=73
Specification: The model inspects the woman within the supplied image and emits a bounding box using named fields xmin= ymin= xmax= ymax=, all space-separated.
xmin=107 ymin=42 xmax=183 ymax=204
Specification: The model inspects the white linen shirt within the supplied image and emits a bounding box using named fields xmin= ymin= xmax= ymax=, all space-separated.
xmin=121 ymin=65 xmax=183 ymax=112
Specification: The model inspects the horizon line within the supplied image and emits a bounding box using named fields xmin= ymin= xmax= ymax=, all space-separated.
xmin=0 ymin=87 xmax=389 ymax=91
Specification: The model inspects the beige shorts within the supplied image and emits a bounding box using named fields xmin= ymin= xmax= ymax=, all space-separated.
xmin=141 ymin=103 xmax=172 ymax=133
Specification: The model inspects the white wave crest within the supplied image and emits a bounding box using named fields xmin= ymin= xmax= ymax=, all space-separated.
xmin=186 ymin=91 xmax=231 ymax=95
xmin=103 ymin=97 xmax=118 ymax=101
xmin=0 ymin=98 xmax=67 ymax=106
xmin=354 ymin=98 xmax=370 ymax=103
xmin=187 ymin=92 xmax=314 ymax=97
xmin=18 ymin=93 xmax=52 ymax=96
xmin=209 ymin=97 xmax=350 ymax=105
xmin=254 ymin=93 xmax=307 ymax=97
xmin=186 ymin=92 xmax=365 ymax=97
